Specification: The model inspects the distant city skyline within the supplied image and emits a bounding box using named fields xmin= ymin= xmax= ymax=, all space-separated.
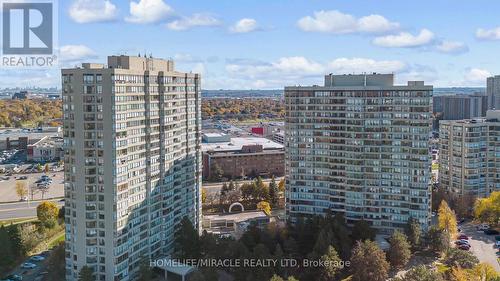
xmin=2 ymin=0 xmax=500 ymax=89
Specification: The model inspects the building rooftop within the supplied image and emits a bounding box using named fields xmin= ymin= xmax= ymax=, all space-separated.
xmin=202 ymin=137 xmax=284 ymax=152
xmin=0 ymin=128 xmax=61 ymax=141
xmin=203 ymin=210 xmax=268 ymax=223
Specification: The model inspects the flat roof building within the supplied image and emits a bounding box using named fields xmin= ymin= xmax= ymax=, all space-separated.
xmin=439 ymin=110 xmax=500 ymax=197
xmin=202 ymin=137 xmax=284 ymax=180
xmin=62 ymin=55 xmax=201 ymax=281
xmin=285 ymin=73 xmax=432 ymax=233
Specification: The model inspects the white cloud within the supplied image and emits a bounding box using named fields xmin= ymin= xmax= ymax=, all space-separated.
xmin=60 ymin=45 xmax=97 ymax=62
xmin=68 ymin=0 xmax=118 ymax=23
xmin=373 ymin=29 xmax=435 ymax=48
xmin=328 ymin=58 xmax=406 ymax=74
xmin=476 ymin=27 xmax=500 ymax=40
xmin=224 ymin=56 xmax=409 ymax=89
xmin=126 ymin=0 xmax=173 ymax=24
xmin=436 ymin=41 xmax=468 ymax=54
xmin=297 ymin=10 xmax=399 ymax=34
xmin=166 ymin=13 xmax=221 ymax=31
xmin=229 ymin=18 xmax=259 ymax=33
xmin=465 ymin=68 xmax=491 ymax=84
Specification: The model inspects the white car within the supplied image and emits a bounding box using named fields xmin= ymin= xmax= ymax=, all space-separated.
xmin=21 ymin=262 xmax=37 ymax=269
xmin=30 ymin=255 xmax=45 ymax=262
xmin=477 ymin=224 xmax=490 ymax=231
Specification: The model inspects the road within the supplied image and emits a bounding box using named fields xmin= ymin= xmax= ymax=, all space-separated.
xmin=0 ymin=199 xmax=64 ymax=220
xmin=460 ymin=222 xmax=500 ymax=272
xmin=203 ymin=177 xmax=284 ymax=196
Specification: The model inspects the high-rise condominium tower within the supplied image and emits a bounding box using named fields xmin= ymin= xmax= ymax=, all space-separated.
xmin=285 ymin=73 xmax=432 ymax=233
xmin=487 ymin=75 xmax=500 ymax=110
xmin=62 ymin=55 xmax=202 ymax=281
xmin=439 ymin=110 xmax=500 ymax=197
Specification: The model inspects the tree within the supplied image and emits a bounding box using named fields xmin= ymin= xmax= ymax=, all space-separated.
xmin=351 ymin=219 xmax=376 ymax=242
xmin=404 ymin=217 xmax=421 ymax=249
xmin=37 ymin=201 xmax=59 ymax=228
xmin=278 ymin=179 xmax=285 ymax=193
xmin=174 ymin=217 xmax=200 ymax=259
xmin=393 ymin=265 xmax=444 ymax=281
xmin=470 ymin=263 xmax=500 ymax=281
xmin=254 ymin=177 xmax=269 ymax=201
xmin=319 ymin=246 xmax=342 ymax=281
xmin=387 ymin=230 xmax=411 ymax=269
xmin=6 ymin=223 xmax=24 ymax=258
xmin=46 ymin=242 xmax=66 ymax=281
xmin=201 ymin=188 xmax=207 ymax=204
xmin=138 ymin=256 xmax=153 ymax=281
xmin=269 ymin=276 xmax=299 ymax=281
xmin=268 ymin=176 xmax=280 ymax=207
xmin=350 ymin=240 xmax=390 ymax=281
xmin=425 ymin=226 xmax=449 ymax=254
xmin=219 ymin=183 xmax=229 ymax=205
xmin=240 ymin=183 xmax=254 ymax=201
xmin=15 ymin=180 xmax=28 ymax=200
xmin=257 ymin=201 xmax=271 ymax=215
xmin=209 ymin=163 xmax=223 ymax=182
xmin=78 ymin=266 xmax=94 ymax=281
xmin=449 ymin=266 xmax=470 ymax=281
xmin=438 ymin=200 xmax=458 ymax=239
xmin=44 ymin=163 xmax=50 ymax=173
xmin=0 ymin=225 xmax=14 ymax=273
xmin=36 ymin=163 xmax=43 ymax=172
xmin=444 ymin=248 xmax=479 ymax=269
xmin=474 ymin=191 xmax=500 ymax=226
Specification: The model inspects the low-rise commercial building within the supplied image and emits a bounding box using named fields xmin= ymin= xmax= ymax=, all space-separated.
xmin=202 ymin=137 xmax=284 ymax=179
xmin=0 ymin=127 xmax=62 ymax=151
xmin=202 ymin=210 xmax=272 ymax=239
xmin=27 ymin=136 xmax=64 ymax=162
xmin=439 ymin=110 xmax=500 ymax=197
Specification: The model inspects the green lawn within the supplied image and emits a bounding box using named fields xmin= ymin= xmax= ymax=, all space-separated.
xmin=48 ymin=231 xmax=65 ymax=248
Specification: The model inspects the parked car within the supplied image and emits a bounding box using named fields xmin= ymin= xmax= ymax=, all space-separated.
xmin=485 ymin=229 xmax=500 ymax=235
xmin=4 ymin=275 xmax=22 ymax=281
xmin=477 ymin=224 xmax=490 ymax=231
xmin=455 ymin=240 xmax=469 ymax=246
xmin=21 ymin=262 xmax=36 ymax=269
xmin=458 ymin=244 xmax=471 ymax=250
xmin=495 ymin=235 xmax=500 ymax=241
xmin=30 ymin=255 xmax=45 ymax=262
xmin=457 ymin=234 xmax=468 ymax=240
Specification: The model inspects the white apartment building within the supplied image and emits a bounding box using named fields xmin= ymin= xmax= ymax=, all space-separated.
xmin=439 ymin=110 xmax=500 ymax=197
xmin=62 ymin=55 xmax=202 ymax=281
xmin=285 ymin=73 xmax=432 ymax=233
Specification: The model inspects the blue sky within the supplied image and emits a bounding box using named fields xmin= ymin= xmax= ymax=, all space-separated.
xmin=3 ymin=0 xmax=500 ymax=89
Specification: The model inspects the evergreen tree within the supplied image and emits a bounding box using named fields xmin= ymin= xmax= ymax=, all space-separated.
xmin=350 ymin=240 xmax=390 ymax=281
xmin=174 ymin=217 xmax=200 ymax=259
xmin=0 ymin=225 xmax=14 ymax=273
xmin=78 ymin=266 xmax=94 ymax=281
xmin=319 ymin=246 xmax=342 ymax=281
xmin=269 ymin=175 xmax=280 ymax=207
xmin=388 ymin=230 xmax=411 ymax=269
xmin=404 ymin=217 xmax=421 ymax=249
xmin=425 ymin=226 xmax=449 ymax=255
xmin=47 ymin=242 xmax=66 ymax=281
xmin=351 ymin=219 xmax=376 ymax=242
xmin=7 ymin=223 xmax=24 ymax=258
xmin=138 ymin=256 xmax=153 ymax=281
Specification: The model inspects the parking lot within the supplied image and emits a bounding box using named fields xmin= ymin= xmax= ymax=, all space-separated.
xmin=460 ymin=222 xmax=500 ymax=272
xmin=0 ymin=171 xmax=64 ymax=203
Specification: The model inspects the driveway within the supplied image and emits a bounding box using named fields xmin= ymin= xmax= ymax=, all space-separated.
xmin=460 ymin=222 xmax=500 ymax=272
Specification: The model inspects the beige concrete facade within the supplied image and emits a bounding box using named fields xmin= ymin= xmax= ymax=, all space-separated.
xmin=439 ymin=110 xmax=500 ymax=197
xmin=62 ymin=55 xmax=202 ymax=281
